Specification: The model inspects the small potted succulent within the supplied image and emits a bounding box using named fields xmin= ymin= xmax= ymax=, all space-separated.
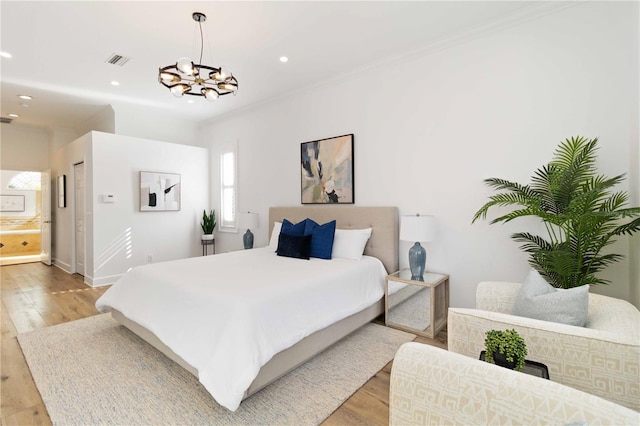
xmin=484 ymin=329 xmax=527 ymax=371
xmin=201 ymin=209 xmax=216 ymax=240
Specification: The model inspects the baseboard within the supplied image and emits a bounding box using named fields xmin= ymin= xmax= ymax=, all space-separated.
xmin=88 ymin=274 xmax=121 ymax=287
xmin=0 ymin=255 xmax=41 ymax=266
xmin=50 ymin=260 xmax=118 ymax=287
xmin=53 ymin=259 xmax=72 ymax=273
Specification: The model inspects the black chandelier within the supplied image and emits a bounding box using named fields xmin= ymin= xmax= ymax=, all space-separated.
xmin=158 ymin=12 xmax=238 ymax=101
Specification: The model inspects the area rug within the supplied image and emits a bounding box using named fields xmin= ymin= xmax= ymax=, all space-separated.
xmin=18 ymin=314 xmax=415 ymax=425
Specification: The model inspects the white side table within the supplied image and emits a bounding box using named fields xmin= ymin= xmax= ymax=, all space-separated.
xmin=385 ymin=269 xmax=449 ymax=338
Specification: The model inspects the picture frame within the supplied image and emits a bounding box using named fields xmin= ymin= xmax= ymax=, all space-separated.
xmin=0 ymin=194 xmax=26 ymax=212
xmin=139 ymin=171 xmax=181 ymax=211
xmin=300 ymin=133 xmax=354 ymax=204
xmin=57 ymin=175 xmax=66 ymax=208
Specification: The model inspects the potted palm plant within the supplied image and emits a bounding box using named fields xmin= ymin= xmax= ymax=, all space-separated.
xmin=472 ymin=136 xmax=640 ymax=288
xmin=484 ymin=329 xmax=527 ymax=371
xmin=201 ymin=209 xmax=216 ymax=240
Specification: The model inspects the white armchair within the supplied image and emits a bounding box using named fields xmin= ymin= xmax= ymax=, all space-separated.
xmin=390 ymin=342 xmax=639 ymax=425
xmin=448 ymin=281 xmax=640 ymax=411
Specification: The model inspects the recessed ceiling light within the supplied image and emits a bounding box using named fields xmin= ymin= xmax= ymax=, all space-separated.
xmin=20 ymin=103 xmax=30 ymax=108
xmin=18 ymin=95 xmax=33 ymax=100
xmin=110 ymin=81 xmax=120 ymax=86
xmin=279 ymin=56 xmax=289 ymax=63
xmin=0 ymin=51 xmax=12 ymax=58
xmin=8 ymin=113 xmax=19 ymax=118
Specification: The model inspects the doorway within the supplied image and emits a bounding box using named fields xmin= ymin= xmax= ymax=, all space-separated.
xmin=0 ymin=170 xmax=44 ymax=266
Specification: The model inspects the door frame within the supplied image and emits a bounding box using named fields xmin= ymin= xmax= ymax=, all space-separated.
xmin=40 ymin=169 xmax=52 ymax=265
xmin=71 ymin=161 xmax=85 ymax=276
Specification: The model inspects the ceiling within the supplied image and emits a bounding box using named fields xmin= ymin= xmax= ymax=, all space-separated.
xmin=1 ymin=1 xmax=550 ymax=130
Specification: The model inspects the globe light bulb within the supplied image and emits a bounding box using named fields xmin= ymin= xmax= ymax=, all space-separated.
xmin=170 ymin=83 xmax=189 ymax=97
xmin=176 ymin=58 xmax=195 ymax=76
xmin=202 ymin=87 xmax=219 ymax=101
xmin=211 ymin=66 xmax=232 ymax=82
xmin=218 ymin=82 xmax=238 ymax=93
xmin=160 ymin=71 xmax=180 ymax=83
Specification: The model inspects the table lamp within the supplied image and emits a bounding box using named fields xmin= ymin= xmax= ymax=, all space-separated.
xmin=239 ymin=212 xmax=259 ymax=249
xmin=400 ymin=214 xmax=436 ymax=281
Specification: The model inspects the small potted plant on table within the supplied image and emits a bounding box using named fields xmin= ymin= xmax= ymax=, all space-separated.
xmin=484 ymin=329 xmax=527 ymax=371
xmin=201 ymin=209 xmax=216 ymax=241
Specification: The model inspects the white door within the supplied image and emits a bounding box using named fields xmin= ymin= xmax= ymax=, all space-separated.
xmin=74 ymin=162 xmax=85 ymax=275
xmin=40 ymin=169 xmax=52 ymax=265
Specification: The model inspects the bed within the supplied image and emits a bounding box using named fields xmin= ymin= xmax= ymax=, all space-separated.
xmin=96 ymin=206 xmax=398 ymax=411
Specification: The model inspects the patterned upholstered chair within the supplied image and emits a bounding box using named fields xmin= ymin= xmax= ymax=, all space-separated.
xmin=448 ymin=281 xmax=640 ymax=411
xmin=389 ymin=342 xmax=639 ymax=425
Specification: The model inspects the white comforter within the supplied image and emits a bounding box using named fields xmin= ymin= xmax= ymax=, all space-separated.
xmin=96 ymin=247 xmax=386 ymax=411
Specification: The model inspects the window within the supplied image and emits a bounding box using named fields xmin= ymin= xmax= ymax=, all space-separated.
xmin=219 ymin=141 xmax=237 ymax=231
xmin=7 ymin=171 xmax=41 ymax=190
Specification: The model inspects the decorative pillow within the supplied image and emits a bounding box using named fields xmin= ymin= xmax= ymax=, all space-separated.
xmin=332 ymin=228 xmax=372 ymax=260
xmin=268 ymin=222 xmax=282 ymax=250
xmin=280 ymin=218 xmax=307 ymax=236
xmin=512 ymin=269 xmax=589 ymax=327
xmin=304 ymin=219 xmax=337 ymax=259
xmin=276 ymin=233 xmax=312 ymax=260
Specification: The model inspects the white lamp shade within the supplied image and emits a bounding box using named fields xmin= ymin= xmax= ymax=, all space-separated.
xmin=239 ymin=212 xmax=259 ymax=230
xmin=400 ymin=214 xmax=436 ymax=242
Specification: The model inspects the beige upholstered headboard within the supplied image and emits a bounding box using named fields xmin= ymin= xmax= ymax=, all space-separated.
xmin=268 ymin=206 xmax=399 ymax=274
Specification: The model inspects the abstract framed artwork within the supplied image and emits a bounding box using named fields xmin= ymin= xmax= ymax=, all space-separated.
xmin=301 ymin=134 xmax=354 ymax=204
xmin=140 ymin=171 xmax=181 ymax=211
xmin=0 ymin=194 xmax=25 ymax=212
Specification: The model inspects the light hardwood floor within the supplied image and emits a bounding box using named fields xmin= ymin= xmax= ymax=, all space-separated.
xmin=1 ymin=262 xmax=446 ymax=425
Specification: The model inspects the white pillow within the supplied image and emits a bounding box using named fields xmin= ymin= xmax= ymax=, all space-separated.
xmin=331 ymin=228 xmax=372 ymax=260
xmin=268 ymin=222 xmax=282 ymax=250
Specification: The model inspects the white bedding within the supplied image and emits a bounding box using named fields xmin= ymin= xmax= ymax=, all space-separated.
xmin=96 ymin=247 xmax=386 ymax=411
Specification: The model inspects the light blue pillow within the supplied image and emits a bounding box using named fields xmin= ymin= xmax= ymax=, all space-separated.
xmin=512 ymin=269 xmax=589 ymax=327
xmin=304 ymin=219 xmax=336 ymax=260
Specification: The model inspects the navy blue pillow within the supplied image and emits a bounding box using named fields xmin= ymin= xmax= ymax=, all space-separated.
xmin=304 ymin=219 xmax=336 ymax=259
xmin=276 ymin=233 xmax=312 ymax=260
xmin=281 ymin=218 xmax=307 ymax=236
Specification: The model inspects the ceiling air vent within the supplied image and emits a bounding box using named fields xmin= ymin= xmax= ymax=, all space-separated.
xmin=0 ymin=117 xmax=13 ymax=124
xmin=105 ymin=53 xmax=131 ymax=67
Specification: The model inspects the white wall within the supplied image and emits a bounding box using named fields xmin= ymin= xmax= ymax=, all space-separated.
xmin=76 ymin=105 xmax=115 ymax=138
xmin=52 ymin=131 xmax=209 ymax=286
xmin=201 ymin=2 xmax=639 ymax=308
xmin=1 ymin=124 xmax=50 ymax=171
xmin=112 ymin=103 xmax=202 ymax=147
xmin=47 ymin=102 xmax=201 ymax=151
xmin=51 ymin=133 xmax=91 ymax=272
xmin=629 ymin=4 xmax=640 ymax=309
xmin=49 ymin=127 xmax=82 ymax=154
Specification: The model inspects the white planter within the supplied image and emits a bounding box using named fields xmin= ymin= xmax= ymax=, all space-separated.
xmin=201 ymin=234 xmax=214 ymax=241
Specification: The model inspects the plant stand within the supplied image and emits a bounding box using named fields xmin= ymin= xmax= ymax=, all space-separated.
xmin=201 ymin=238 xmax=215 ymax=256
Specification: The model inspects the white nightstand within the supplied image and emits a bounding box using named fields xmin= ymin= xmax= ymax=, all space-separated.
xmin=385 ymin=269 xmax=449 ymax=339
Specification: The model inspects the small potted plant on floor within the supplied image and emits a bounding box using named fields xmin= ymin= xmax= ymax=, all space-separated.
xmin=484 ymin=329 xmax=527 ymax=371
xmin=201 ymin=209 xmax=216 ymax=240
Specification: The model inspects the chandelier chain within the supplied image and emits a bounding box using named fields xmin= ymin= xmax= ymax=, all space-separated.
xmin=198 ymin=19 xmax=204 ymax=69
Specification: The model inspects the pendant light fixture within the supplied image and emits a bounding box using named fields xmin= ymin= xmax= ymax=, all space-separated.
xmin=158 ymin=12 xmax=238 ymax=101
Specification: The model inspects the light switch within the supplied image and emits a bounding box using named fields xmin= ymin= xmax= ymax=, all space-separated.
xmin=102 ymin=194 xmax=116 ymax=203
